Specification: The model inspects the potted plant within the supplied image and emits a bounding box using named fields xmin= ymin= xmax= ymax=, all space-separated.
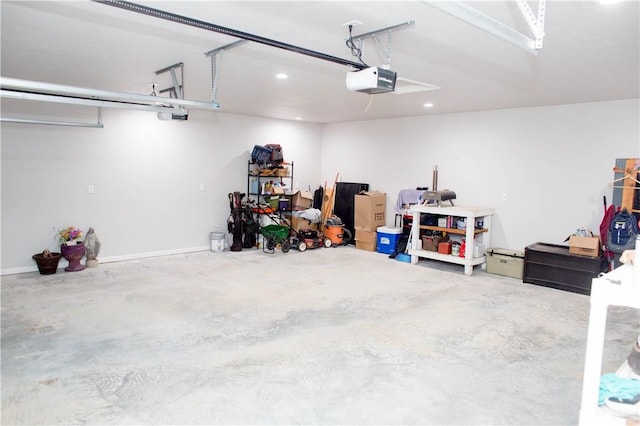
xmin=32 ymin=249 xmax=62 ymax=275
xmin=57 ymin=226 xmax=86 ymax=272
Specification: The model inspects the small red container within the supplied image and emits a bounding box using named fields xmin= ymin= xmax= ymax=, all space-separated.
xmin=438 ymin=241 xmax=452 ymax=254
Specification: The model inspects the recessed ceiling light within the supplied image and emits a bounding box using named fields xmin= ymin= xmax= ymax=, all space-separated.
xmin=295 ymin=116 xmax=302 ymax=120
xmin=275 ymin=73 xmax=288 ymax=79
xmin=424 ymin=103 xmax=434 ymax=108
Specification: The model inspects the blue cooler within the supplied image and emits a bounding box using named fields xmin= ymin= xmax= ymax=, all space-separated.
xmin=376 ymin=226 xmax=403 ymax=254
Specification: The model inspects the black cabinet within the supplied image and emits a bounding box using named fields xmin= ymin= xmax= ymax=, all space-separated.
xmin=334 ymin=182 xmax=369 ymax=244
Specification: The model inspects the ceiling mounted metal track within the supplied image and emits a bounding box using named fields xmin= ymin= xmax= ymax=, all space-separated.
xmin=93 ymin=0 xmax=367 ymax=70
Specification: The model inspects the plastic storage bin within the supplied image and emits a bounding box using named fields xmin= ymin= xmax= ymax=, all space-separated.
xmin=523 ymin=242 xmax=607 ymax=295
xmin=376 ymin=226 xmax=402 ymax=254
xmin=209 ymin=232 xmax=225 ymax=253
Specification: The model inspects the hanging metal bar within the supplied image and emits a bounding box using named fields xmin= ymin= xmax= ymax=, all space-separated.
xmin=0 ymin=117 xmax=105 ymax=128
xmin=0 ymin=109 xmax=105 ymax=128
xmin=0 ymin=89 xmax=180 ymax=113
xmin=0 ymin=77 xmax=221 ymax=111
xmin=92 ymin=0 xmax=367 ymax=70
xmin=209 ymin=52 xmax=221 ymax=107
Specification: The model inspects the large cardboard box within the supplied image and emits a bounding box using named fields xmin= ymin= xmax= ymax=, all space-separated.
xmin=355 ymin=229 xmax=377 ymax=251
xmin=568 ymin=235 xmax=601 ymax=258
xmin=486 ymin=248 xmax=525 ymax=279
xmin=354 ymin=191 xmax=386 ymax=231
xmin=286 ymin=190 xmax=313 ymax=210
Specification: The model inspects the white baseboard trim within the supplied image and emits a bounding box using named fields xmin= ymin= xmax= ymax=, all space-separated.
xmin=1 ymin=246 xmax=210 ymax=276
xmin=99 ymin=246 xmax=210 ymax=264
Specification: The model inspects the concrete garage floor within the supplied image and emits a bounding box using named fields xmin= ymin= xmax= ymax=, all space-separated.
xmin=2 ymin=246 xmax=638 ymax=425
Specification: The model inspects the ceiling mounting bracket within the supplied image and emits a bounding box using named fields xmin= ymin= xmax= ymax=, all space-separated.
xmin=515 ymin=0 xmax=546 ymax=49
xmin=351 ymin=21 xmax=415 ymax=68
xmin=154 ymin=62 xmax=184 ymax=100
xmin=204 ymin=40 xmax=247 ymax=108
xmin=154 ymin=62 xmax=190 ymax=119
xmin=422 ymin=0 xmax=545 ymax=54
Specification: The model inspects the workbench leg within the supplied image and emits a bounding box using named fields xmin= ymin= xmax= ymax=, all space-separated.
xmin=579 ymin=300 xmax=608 ymax=425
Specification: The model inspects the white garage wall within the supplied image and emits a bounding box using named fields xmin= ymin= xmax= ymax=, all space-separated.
xmin=320 ymin=99 xmax=640 ymax=251
xmin=2 ymin=99 xmax=638 ymax=274
xmin=1 ymin=107 xmax=323 ymax=274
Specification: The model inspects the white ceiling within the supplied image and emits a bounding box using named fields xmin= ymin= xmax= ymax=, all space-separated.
xmin=1 ymin=0 xmax=639 ymax=123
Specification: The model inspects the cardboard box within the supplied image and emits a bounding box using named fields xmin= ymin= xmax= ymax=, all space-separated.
xmin=276 ymin=167 xmax=289 ymax=177
xmin=354 ymin=191 xmax=386 ymax=231
xmin=486 ymin=248 xmax=525 ymax=279
xmin=289 ymin=216 xmax=318 ymax=232
xmin=421 ymin=235 xmax=441 ymax=252
xmin=270 ymin=186 xmax=284 ymax=195
xmin=569 ymin=235 xmax=601 ymax=258
xmin=356 ymin=240 xmax=376 ymax=251
xmin=286 ymin=190 xmax=313 ymax=210
xmin=355 ymin=229 xmax=377 ymax=251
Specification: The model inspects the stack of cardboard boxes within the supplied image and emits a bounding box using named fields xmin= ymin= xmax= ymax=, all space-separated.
xmin=285 ymin=190 xmax=316 ymax=232
xmin=353 ymin=191 xmax=386 ymax=251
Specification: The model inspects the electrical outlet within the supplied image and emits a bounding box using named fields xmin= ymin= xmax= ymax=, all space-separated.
xmin=199 ymin=183 xmax=205 ymax=192
xmin=88 ymin=184 xmax=95 ymax=194
xmin=501 ymin=193 xmax=508 ymax=201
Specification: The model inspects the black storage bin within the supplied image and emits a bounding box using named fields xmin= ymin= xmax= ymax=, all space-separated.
xmin=523 ymin=242 xmax=608 ymax=295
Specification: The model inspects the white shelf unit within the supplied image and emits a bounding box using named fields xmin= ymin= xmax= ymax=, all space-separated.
xmin=408 ymin=205 xmax=495 ymax=276
xmin=579 ymin=264 xmax=640 ymax=426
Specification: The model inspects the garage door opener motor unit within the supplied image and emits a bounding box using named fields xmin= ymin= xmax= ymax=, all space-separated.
xmin=346 ymin=67 xmax=397 ymax=94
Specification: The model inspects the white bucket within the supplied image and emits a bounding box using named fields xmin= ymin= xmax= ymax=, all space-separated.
xmin=209 ymin=232 xmax=225 ymax=253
